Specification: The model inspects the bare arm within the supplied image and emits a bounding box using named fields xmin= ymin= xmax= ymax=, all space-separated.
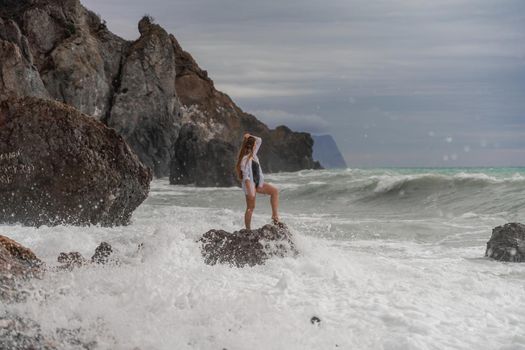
xmin=244 ymin=133 xmax=262 ymax=155
xmin=253 ymin=135 xmax=262 ymax=155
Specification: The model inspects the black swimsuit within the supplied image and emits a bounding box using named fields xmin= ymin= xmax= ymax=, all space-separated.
xmin=252 ymin=160 xmax=261 ymax=187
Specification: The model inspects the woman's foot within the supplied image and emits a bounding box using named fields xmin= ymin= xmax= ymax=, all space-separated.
xmin=272 ymin=216 xmax=281 ymax=225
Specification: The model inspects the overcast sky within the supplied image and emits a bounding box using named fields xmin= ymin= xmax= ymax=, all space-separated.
xmin=83 ymin=0 xmax=525 ymax=167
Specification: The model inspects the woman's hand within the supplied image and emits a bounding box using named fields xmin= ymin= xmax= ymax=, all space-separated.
xmin=243 ymin=132 xmax=251 ymax=140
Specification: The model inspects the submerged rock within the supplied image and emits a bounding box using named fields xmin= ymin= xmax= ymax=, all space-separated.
xmin=0 ymin=235 xmax=43 ymax=278
xmin=0 ymin=96 xmax=152 ymax=226
xmin=486 ymin=223 xmax=525 ymax=262
xmin=57 ymin=242 xmax=115 ymax=270
xmin=57 ymin=252 xmax=88 ymax=270
xmin=0 ymin=235 xmax=43 ymax=301
xmin=199 ymin=223 xmax=298 ymax=267
xmin=90 ymin=242 xmax=113 ymax=264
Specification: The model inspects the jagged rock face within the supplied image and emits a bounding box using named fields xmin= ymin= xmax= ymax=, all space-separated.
xmin=15 ymin=0 xmax=120 ymax=118
xmin=0 ymin=17 xmax=48 ymax=98
xmin=199 ymin=223 xmax=298 ymax=267
xmin=486 ymin=223 xmax=525 ymax=262
xmin=0 ymin=96 xmax=152 ymax=226
xmin=1 ymin=0 xmax=318 ymax=184
xmin=0 ymin=2 xmax=181 ymax=178
xmin=170 ymin=36 xmax=320 ymax=186
xmin=170 ymin=123 xmax=237 ymax=186
xmin=107 ymin=17 xmax=180 ymax=177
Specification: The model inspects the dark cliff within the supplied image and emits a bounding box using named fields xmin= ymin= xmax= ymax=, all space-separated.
xmin=0 ymin=0 xmax=320 ymax=186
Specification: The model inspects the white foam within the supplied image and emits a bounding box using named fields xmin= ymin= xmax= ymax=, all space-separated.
xmin=1 ymin=175 xmax=525 ymax=349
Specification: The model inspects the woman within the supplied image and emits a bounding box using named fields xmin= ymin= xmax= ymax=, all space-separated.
xmin=235 ymin=133 xmax=280 ymax=230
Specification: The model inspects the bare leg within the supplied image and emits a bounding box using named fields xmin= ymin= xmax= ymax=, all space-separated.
xmin=245 ymin=195 xmax=256 ymax=230
xmin=256 ymin=183 xmax=280 ymax=222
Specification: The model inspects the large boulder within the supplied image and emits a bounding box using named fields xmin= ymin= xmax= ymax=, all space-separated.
xmin=0 ymin=96 xmax=152 ymax=226
xmin=199 ymin=223 xmax=298 ymax=267
xmin=0 ymin=2 xmax=181 ymax=178
xmin=0 ymin=235 xmax=43 ymax=279
xmin=485 ymin=223 xmax=525 ymax=262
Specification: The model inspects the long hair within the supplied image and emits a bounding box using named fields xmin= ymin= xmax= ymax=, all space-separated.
xmin=235 ymin=136 xmax=256 ymax=180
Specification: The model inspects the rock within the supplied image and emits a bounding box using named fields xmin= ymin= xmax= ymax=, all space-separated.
xmin=57 ymin=242 xmax=115 ymax=270
xmin=170 ymin=123 xmax=237 ymax=186
xmin=57 ymin=252 xmax=87 ymax=270
xmin=0 ymin=96 xmax=152 ymax=226
xmin=0 ymin=235 xmax=43 ymax=301
xmin=107 ymin=16 xmax=181 ymax=177
xmin=1 ymin=0 xmax=319 ymax=185
xmin=1 ymin=2 xmax=181 ymax=177
xmin=0 ymin=18 xmax=48 ymax=99
xmin=91 ymin=242 xmax=113 ymax=264
xmin=199 ymin=223 xmax=298 ymax=267
xmin=0 ymin=235 xmax=43 ymax=278
xmin=486 ymin=223 xmax=525 ymax=262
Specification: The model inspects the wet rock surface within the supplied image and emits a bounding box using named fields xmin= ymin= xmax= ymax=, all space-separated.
xmin=486 ymin=222 xmax=525 ymax=262
xmin=199 ymin=223 xmax=298 ymax=267
xmin=170 ymin=123 xmax=237 ymax=186
xmin=0 ymin=96 xmax=152 ymax=226
xmin=0 ymin=235 xmax=43 ymax=302
xmin=107 ymin=16 xmax=181 ymax=177
xmin=57 ymin=242 xmax=116 ymax=270
xmin=0 ymin=1 xmax=180 ymax=177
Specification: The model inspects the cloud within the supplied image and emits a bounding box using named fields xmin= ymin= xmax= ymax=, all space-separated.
xmin=250 ymin=109 xmax=330 ymax=133
xmin=82 ymin=0 xmax=525 ymax=166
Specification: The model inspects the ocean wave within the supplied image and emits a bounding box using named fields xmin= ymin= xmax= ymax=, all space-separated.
xmin=371 ymin=172 xmax=525 ymax=194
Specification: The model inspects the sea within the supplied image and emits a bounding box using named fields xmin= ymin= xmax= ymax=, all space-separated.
xmin=2 ymin=167 xmax=525 ymax=349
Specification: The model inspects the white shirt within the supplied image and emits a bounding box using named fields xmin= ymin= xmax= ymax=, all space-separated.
xmin=241 ymin=136 xmax=264 ymax=196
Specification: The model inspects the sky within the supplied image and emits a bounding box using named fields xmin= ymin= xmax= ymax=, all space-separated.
xmin=82 ymin=0 xmax=525 ymax=167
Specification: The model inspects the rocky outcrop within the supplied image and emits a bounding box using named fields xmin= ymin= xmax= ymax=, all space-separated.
xmin=0 ymin=96 xmax=152 ymax=226
xmin=107 ymin=16 xmax=180 ymax=177
xmin=199 ymin=223 xmax=298 ymax=267
xmin=486 ymin=223 xmax=525 ymax=262
xmin=170 ymin=123 xmax=237 ymax=186
xmin=0 ymin=17 xmax=48 ymax=98
xmin=170 ymin=36 xmax=320 ymax=186
xmin=1 ymin=0 xmax=320 ymax=184
xmin=0 ymin=1 xmax=180 ymax=177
